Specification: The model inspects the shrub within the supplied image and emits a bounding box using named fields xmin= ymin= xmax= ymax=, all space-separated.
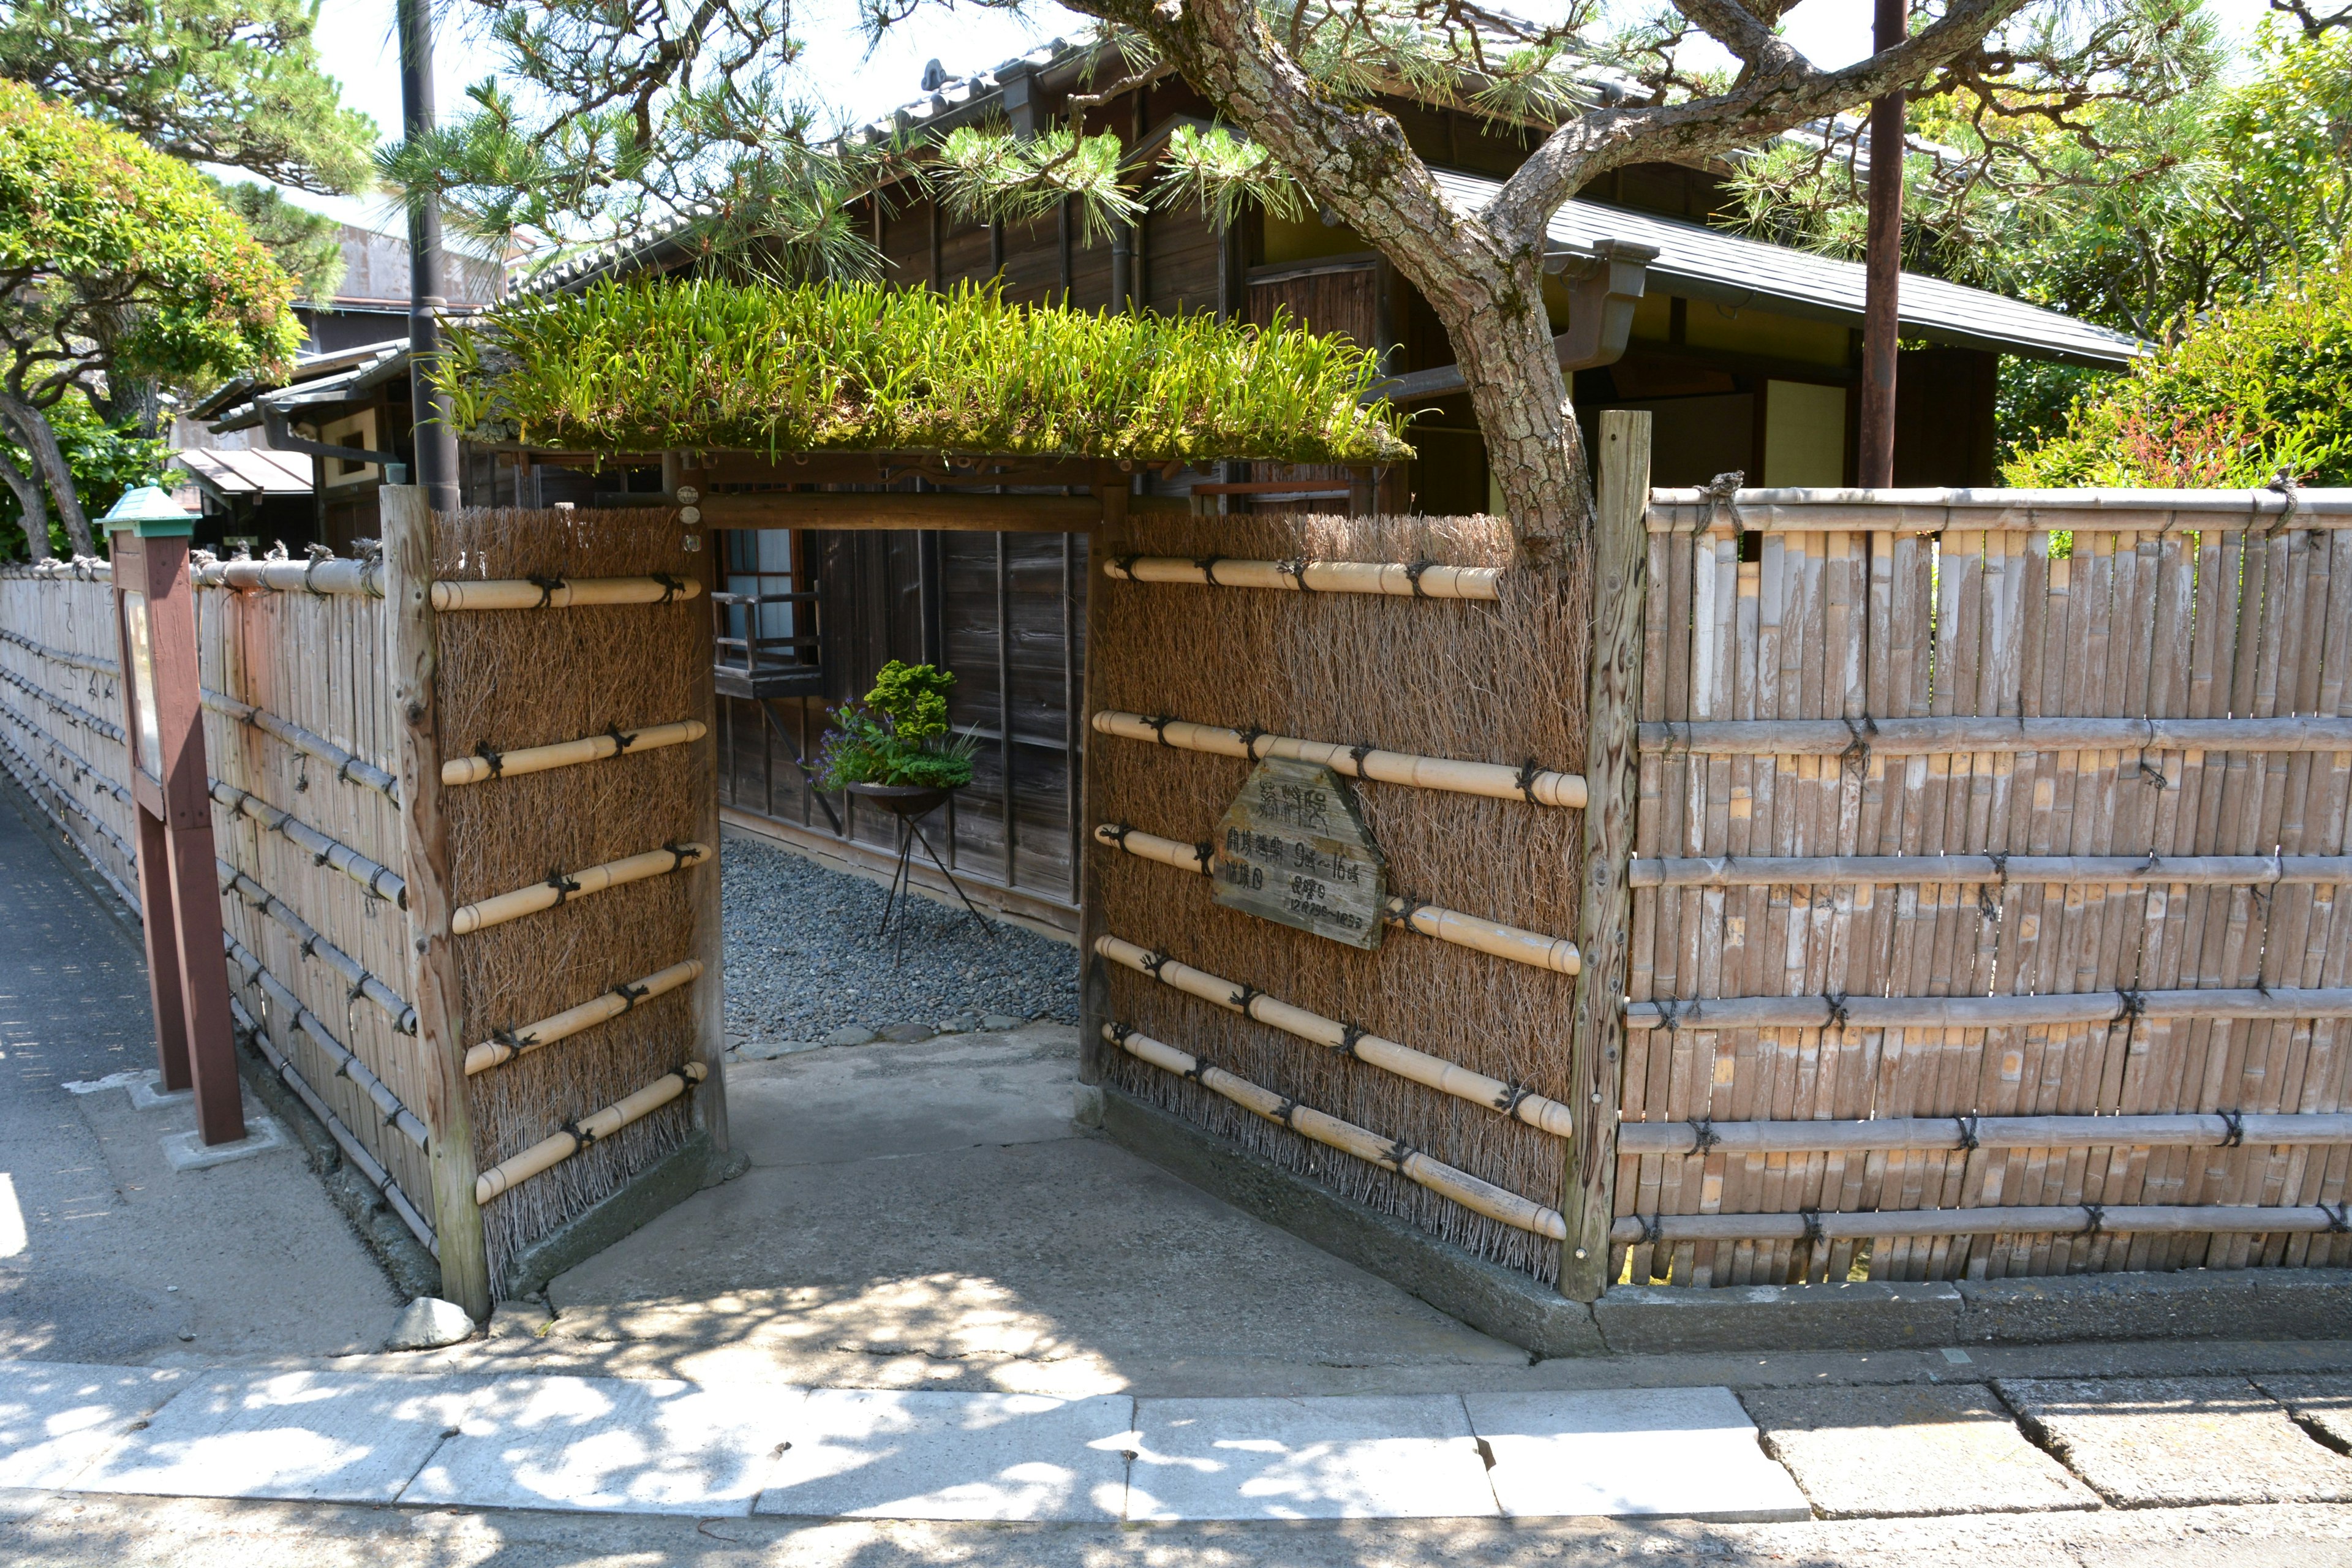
xmin=439 ymin=275 xmax=1414 ymax=465
xmin=2005 ymin=256 xmax=2352 ymax=488
xmin=815 ymin=660 xmax=978 ymax=791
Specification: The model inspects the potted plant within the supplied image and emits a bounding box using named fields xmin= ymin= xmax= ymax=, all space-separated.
xmin=815 ymin=660 xmax=978 ymax=818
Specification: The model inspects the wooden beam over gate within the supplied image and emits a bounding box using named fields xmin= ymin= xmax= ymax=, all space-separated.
xmin=688 ymin=491 xmax=1105 ymax=532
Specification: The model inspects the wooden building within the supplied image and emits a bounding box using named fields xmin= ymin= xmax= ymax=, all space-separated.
xmin=200 ymin=40 xmax=2140 ymax=932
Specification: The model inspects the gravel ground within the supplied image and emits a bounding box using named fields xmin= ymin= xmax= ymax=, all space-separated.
xmin=722 ymin=832 xmax=1080 ymax=1044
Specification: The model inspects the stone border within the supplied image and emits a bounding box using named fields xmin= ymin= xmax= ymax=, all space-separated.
xmin=1101 ymin=1085 xmax=2352 ymax=1357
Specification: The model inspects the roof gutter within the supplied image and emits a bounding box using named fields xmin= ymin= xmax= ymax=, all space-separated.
xmin=258 ymin=404 xmax=401 ymax=468
xmin=1368 ymin=238 xmax=1658 ymax=404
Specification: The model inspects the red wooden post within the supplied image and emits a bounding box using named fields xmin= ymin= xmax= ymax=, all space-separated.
xmin=107 ymin=488 xmax=245 ymax=1146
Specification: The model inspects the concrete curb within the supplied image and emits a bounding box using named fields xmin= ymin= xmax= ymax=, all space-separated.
xmin=1099 ymin=1087 xmax=1607 ymax=1358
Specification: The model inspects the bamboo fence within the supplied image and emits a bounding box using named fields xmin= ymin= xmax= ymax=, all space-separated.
xmin=1621 ymin=484 xmax=2352 ymax=1289
xmin=0 ymin=511 xmax=723 ymax=1302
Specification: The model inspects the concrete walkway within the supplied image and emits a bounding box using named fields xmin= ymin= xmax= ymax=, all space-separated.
xmin=0 ymin=783 xmax=399 ymax=1366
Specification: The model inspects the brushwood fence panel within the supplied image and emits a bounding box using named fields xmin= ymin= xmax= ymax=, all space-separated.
xmin=1621 ymin=488 xmax=2352 ymax=1287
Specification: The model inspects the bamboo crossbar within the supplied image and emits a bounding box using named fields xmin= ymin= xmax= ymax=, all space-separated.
xmin=202 ymin=689 xmax=401 ymax=801
xmin=1630 ymin=854 xmax=2352 ymax=889
xmin=1645 ymin=485 xmax=2352 ymax=535
xmin=0 ymin=704 xmax=124 ymax=803
xmin=0 ymin=726 xmax=132 ymax=861
xmin=208 ymin=780 xmax=405 ymax=905
xmin=1104 ymin=1021 xmax=1568 ymax=1240
xmin=450 ymin=842 xmax=710 ymax=936
xmin=192 ymin=556 xmax=385 ymax=597
xmin=0 ymin=627 xmax=117 ymax=677
xmin=1096 ymin=933 xmax=1577 ymax=1137
xmin=429 ymin=575 xmax=704 ymax=611
xmin=440 ymin=720 xmax=707 ymax=786
xmin=227 ymin=992 xmax=435 ymax=1254
xmin=224 ymin=935 xmax=428 ymax=1148
xmin=1093 ymin=823 xmax=1581 ymax=974
xmin=216 ymin=862 xmax=416 ymax=1033
xmin=1091 ymin=710 xmax=1587 ymax=809
xmin=1628 ymin=987 xmax=2352 ymax=1032
xmin=464 ymin=960 xmax=705 ymax=1074
xmin=1616 ymin=1111 xmax=2352 ymax=1156
xmin=473 ymin=1063 xmax=707 ymax=1204
xmin=0 ymin=666 xmax=123 ymax=741
xmin=1609 ymin=1203 xmax=2352 ymax=1245
xmin=1101 ymin=554 xmax=1505 ymax=600
xmin=1641 ymin=715 xmax=2352 ymax=756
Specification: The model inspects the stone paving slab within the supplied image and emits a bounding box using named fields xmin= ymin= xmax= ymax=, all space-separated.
xmin=1466 ymin=1387 xmax=1810 ymax=1522
xmin=0 ymin=1362 xmax=185 ymax=1489
xmin=1996 ymin=1376 xmax=2352 ymax=1507
xmin=404 ymin=1375 xmax=807 ymax=1516
xmin=753 ymin=1389 xmax=1132 ymax=1521
xmin=1743 ymin=1382 xmax=2097 ymax=1517
xmin=1127 ymin=1394 xmax=1497 ymax=1521
xmin=72 ymin=1370 xmax=485 ymax=1502
xmin=2252 ymin=1373 xmax=2352 ymax=1455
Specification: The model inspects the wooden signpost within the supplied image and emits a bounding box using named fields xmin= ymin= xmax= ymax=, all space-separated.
xmin=1211 ymin=758 xmax=1387 ymax=949
xmin=104 ymin=486 xmax=245 ymax=1147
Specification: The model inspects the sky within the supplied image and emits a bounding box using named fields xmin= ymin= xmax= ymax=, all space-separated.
xmin=268 ymin=0 xmax=2286 ymax=236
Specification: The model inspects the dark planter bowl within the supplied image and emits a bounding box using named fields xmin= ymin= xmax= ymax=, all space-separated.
xmin=845 ymin=781 xmax=957 ymax=818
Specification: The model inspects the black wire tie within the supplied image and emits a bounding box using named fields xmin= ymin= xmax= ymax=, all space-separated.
xmin=652 ymin=572 xmax=685 ymax=603
xmin=1954 ymin=1114 xmax=1981 ymax=1152
xmin=1403 ymin=558 xmax=1436 ymax=598
xmin=546 ymin=869 xmax=582 ymax=903
xmin=1514 ymin=758 xmax=1544 ymax=804
xmin=1689 ymin=1117 xmax=1721 ymax=1153
xmin=1194 ymin=554 xmax=1226 ymax=586
xmin=613 ymin=979 xmax=650 ymax=1011
xmin=527 ymin=573 xmax=566 ymax=608
xmin=1823 ymin=991 xmax=1850 ymax=1030
xmin=1340 ymin=1023 xmax=1370 ymax=1060
xmin=1799 ymin=1207 xmax=1824 ymax=1245
xmin=2220 ymin=1109 xmax=2246 ymax=1147
xmin=607 ymin=723 xmax=638 ymax=752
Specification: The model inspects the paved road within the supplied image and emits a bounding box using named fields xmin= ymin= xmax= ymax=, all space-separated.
xmin=0 ymin=780 xmax=399 ymax=1364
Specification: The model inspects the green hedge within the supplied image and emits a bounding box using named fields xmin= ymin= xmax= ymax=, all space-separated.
xmin=2005 ymin=258 xmax=2352 ymax=488
xmin=441 ymin=276 xmax=1413 ymax=464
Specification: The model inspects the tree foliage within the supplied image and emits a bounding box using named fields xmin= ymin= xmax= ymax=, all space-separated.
xmin=0 ymin=0 xmax=377 ymax=193
xmin=2004 ymin=252 xmax=2352 ymax=486
xmin=0 ymin=391 xmax=163 ymax=558
xmin=0 ymin=78 xmax=300 ymax=552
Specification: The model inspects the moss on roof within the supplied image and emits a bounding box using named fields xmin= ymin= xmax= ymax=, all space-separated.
xmin=440 ymin=276 xmax=1414 ymax=464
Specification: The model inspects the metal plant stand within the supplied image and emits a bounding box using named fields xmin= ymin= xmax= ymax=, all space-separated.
xmin=848 ymin=783 xmax=994 ymax=960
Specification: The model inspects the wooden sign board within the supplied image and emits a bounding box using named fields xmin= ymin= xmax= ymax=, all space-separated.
xmin=1212 ymin=757 xmax=1387 ymax=949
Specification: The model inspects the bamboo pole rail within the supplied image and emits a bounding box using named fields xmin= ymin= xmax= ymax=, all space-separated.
xmin=1617 ymin=1111 xmax=2352 ymax=1156
xmin=226 ymin=992 xmax=436 ymax=1254
xmin=1 ymin=667 xmax=124 ymax=741
xmin=1093 ymin=823 xmax=1581 ymax=974
xmin=1096 ymin=933 xmax=1577 ymax=1137
xmin=202 ymin=688 xmax=401 ymax=801
xmin=1104 ymin=1021 xmax=1567 ymax=1240
xmin=1608 ymin=1202 xmax=2352 ymax=1245
xmin=1645 ymin=485 xmax=2352 ymax=535
xmin=207 ymin=779 xmax=406 ymax=904
xmin=428 ymin=575 xmax=703 ymax=611
xmin=1091 ymin=710 xmax=1588 ymax=809
xmin=191 ymin=556 xmax=385 ymax=597
xmin=440 ymin=720 xmax=707 ymax=786
xmin=1640 ymin=715 xmax=2352 ymax=756
xmin=473 ymin=1063 xmax=707 ymax=1204
xmin=1630 ymin=854 xmax=2352 ymax=889
xmin=0 ymin=626 xmax=117 ymax=677
xmin=0 ymin=704 xmax=125 ymax=804
xmin=464 ymin=960 xmax=705 ymax=1074
xmin=224 ymin=936 xmax=429 ymax=1149
xmin=1102 ymin=554 xmax=1505 ymax=600
xmin=450 ymin=842 xmax=710 ymax=936
xmin=216 ymin=862 xmax=417 ymax=1033
xmin=1627 ymin=987 xmax=2352 ymax=1032
xmin=0 ymin=725 xmax=134 ymax=869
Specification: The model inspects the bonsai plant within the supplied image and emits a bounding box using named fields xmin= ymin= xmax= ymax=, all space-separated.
xmin=815 ymin=660 xmax=978 ymax=797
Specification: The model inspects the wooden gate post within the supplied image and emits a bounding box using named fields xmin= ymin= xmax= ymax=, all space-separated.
xmin=1561 ymin=410 xmax=1651 ymax=1301
xmin=668 ymin=449 xmax=733 ymax=1156
xmin=1076 ymin=461 xmax=1128 ymax=1087
xmin=382 ymin=484 xmax=492 ymax=1319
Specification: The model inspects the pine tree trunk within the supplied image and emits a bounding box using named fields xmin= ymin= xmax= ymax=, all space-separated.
xmin=0 ymin=398 xmax=94 ymax=556
xmin=0 ymin=446 xmax=51 ymax=561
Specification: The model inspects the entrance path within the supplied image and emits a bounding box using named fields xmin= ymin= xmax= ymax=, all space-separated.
xmin=0 ymin=780 xmax=398 ymax=1366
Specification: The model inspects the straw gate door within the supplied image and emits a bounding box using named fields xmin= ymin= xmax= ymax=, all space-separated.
xmin=1079 ymin=446 xmax=1623 ymax=1302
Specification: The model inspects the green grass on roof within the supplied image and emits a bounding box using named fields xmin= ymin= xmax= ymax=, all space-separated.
xmin=440 ymin=277 xmax=1415 ymax=464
